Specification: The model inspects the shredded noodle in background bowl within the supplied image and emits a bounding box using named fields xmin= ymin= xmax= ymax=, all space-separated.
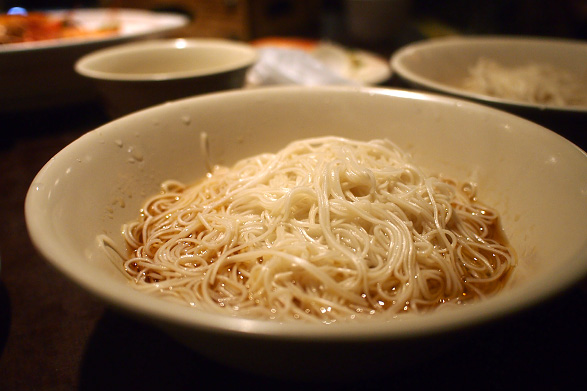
xmin=462 ymin=58 xmax=587 ymax=108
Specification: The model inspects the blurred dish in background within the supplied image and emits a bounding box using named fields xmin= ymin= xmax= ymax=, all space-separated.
xmin=247 ymin=37 xmax=391 ymax=86
xmin=0 ymin=8 xmax=119 ymax=44
xmin=0 ymin=8 xmax=189 ymax=113
xmin=391 ymin=36 xmax=587 ymax=148
xmin=75 ymin=38 xmax=257 ymax=118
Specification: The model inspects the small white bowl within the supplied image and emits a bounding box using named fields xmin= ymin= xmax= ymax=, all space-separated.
xmin=391 ymin=36 xmax=587 ymax=147
xmin=75 ymin=38 xmax=257 ymax=117
xmin=25 ymin=86 xmax=587 ymax=380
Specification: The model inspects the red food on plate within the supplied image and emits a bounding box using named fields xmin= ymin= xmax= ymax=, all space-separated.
xmin=0 ymin=10 xmax=118 ymax=44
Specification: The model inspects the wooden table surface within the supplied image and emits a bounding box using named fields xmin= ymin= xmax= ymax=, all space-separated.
xmin=0 ymin=95 xmax=585 ymax=391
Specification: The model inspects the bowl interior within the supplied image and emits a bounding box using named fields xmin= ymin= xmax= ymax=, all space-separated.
xmin=75 ymin=38 xmax=258 ymax=80
xmin=26 ymin=87 xmax=587 ymax=340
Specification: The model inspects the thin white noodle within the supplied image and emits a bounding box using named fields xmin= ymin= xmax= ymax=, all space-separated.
xmin=462 ymin=57 xmax=587 ymax=107
xmin=102 ymin=136 xmax=517 ymax=323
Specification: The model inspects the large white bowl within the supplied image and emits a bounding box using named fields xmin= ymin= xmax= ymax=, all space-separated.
xmin=0 ymin=8 xmax=188 ymax=113
xmin=75 ymin=38 xmax=257 ymax=118
xmin=25 ymin=86 xmax=587 ymax=379
xmin=391 ymin=36 xmax=587 ymax=147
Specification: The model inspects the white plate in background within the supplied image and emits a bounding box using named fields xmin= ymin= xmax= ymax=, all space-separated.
xmin=247 ymin=38 xmax=391 ymax=87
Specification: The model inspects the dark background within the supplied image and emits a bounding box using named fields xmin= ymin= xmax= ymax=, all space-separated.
xmin=2 ymin=0 xmax=586 ymax=40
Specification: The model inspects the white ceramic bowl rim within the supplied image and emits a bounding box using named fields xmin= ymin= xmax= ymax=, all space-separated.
xmin=74 ymin=38 xmax=258 ymax=81
xmin=25 ymin=86 xmax=587 ymax=342
xmin=391 ymin=35 xmax=587 ymax=114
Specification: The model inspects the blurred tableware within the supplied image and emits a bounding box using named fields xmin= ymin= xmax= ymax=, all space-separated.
xmin=75 ymin=38 xmax=257 ymax=118
xmin=0 ymin=8 xmax=188 ymax=113
xmin=25 ymin=86 xmax=587 ymax=380
xmin=248 ymin=38 xmax=391 ymax=86
xmin=391 ymin=36 xmax=587 ymax=148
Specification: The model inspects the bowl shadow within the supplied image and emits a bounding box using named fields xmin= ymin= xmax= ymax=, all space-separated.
xmin=78 ymin=286 xmax=585 ymax=390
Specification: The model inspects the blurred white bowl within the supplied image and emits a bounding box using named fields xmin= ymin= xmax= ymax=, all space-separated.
xmin=0 ymin=8 xmax=188 ymax=113
xmin=391 ymin=36 xmax=587 ymax=147
xmin=75 ymin=38 xmax=257 ymax=118
xmin=25 ymin=86 xmax=587 ymax=380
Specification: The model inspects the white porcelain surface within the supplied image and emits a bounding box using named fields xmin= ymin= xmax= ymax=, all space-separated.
xmin=25 ymin=86 xmax=587 ymax=379
xmin=75 ymin=38 xmax=257 ymax=117
xmin=0 ymin=8 xmax=188 ymax=112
